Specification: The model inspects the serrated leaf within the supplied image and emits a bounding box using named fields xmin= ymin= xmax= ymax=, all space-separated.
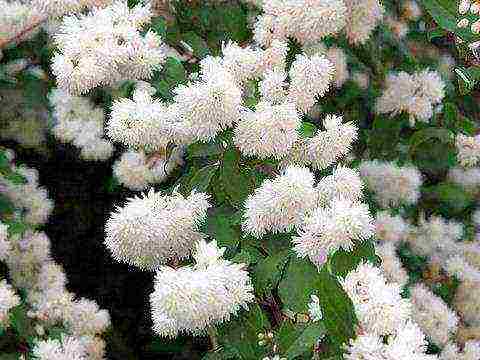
xmin=298 ymin=122 xmax=317 ymax=138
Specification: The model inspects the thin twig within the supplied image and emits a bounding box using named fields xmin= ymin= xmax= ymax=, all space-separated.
xmin=0 ymin=16 xmax=48 ymax=49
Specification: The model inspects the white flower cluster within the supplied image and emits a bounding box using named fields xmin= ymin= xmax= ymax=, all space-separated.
xmin=280 ymin=115 xmax=357 ymax=170
xmin=150 ymin=240 xmax=254 ymax=337
xmin=105 ymin=189 xmax=210 ymax=270
xmin=407 ymin=214 xmax=463 ymax=264
xmin=440 ymin=340 xmax=480 ymax=360
xmin=32 ymin=0 xmax=113 ymax=18
xmin=375 ymin=242 xmax=409 ymax=288
xmin=252 ymin=0 xmax=347 ymax=46
xmin=375 ymin=211 xmax=411 ymax=244
xmin=376 ymin=70 xmax=446 ymax=126
xmin=32 ymin=335 xmax=92 ymax=360
xmin=234 ymin=102 xmax=300 ymax=159
xmin=244 ymin=165 xmax=374 ymax=268
xmin=343 ymin=0 xmax=384 ymax=45
xmin=303 ymin=43 xmax=350 ymax=88
xmin=410 ymin=283 xmax=459 ymax=346
xmin=0 ymin=165 xmax=53 ymax=225
xmin=359 ymin=160 xmax=423 ymax=208
xmin=49 ymin=88 xmax=114 ymax=161
xmin=112 ymin=147 xmax=184 ymax=191
xmin=456 ymin=133 xmax=480 ymax=168
xmin=0 ymin=279 xmax=20 ymax=328
xmin=343 ymin=262 xmax=437 ymax=359
xmin=0 ymin=221 xmax=10 ymax=261
xmin=243 ymin=166 xmax=318 ymax=237
xmin=51 ymin=1 xmax=167 ymax=94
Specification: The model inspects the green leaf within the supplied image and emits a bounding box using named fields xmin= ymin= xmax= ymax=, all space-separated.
xmin=181 ymin=164 xmax=219 ymax=194
xmin=187 ymin=142 xmax=223 ymax=159
xmin=278 ymin=257 xmax=321 ymax=313
xmin=0 ymin=194 xmax=15 ymax=215
xmin=427 ymin=27 xmax=448 ymax=41
xmin=182 ymin=31 xmax=211 ymax=58
xmin=298 ymin=122 xmax=317 ymax=138
xmin=330 ymin=240 xmax=379 ymax=278
xmin=221 ymin=149 xmax=252 ymax=207
xmin=164 ymin=57 xmax=187 ymax=85
xmin=253 ymin=250 xmax=291 ymax=295
xmin=420 ymin=0 xmax=477 ymax=43
xmin=216 ymin=304 xmax=270 ymax=359
xmin=422 ymin=182 xmax=473 ymax=216
xmin=409 ymin=127 xmax=455 ymax=154
xmin=283 ymin=322 xmax=326 ymax=359
xmin=205 ymin=206 xmax=241 ymax=251
xmin=314 ymin=268 xmax=357 ymax=351
xmin=150 ymin=16 xmax=167 ymax=38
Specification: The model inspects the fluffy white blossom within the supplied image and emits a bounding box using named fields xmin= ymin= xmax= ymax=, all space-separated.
xmin=112 ymin=150 xmax=154 ymax=191
xmin=293 ymin=198 xmax=374 ymax=268
xmin=410 ymin=283 xmax=459 ymax=346
xmin=287 ymin=54 xmax=335 ymax=114
xmin=448 ymin=166 xmax=480 ymax=195
xmin=454 ymin=280 xmax=480 ymax=326
xmin=108 ymin=85 xmax=188 ymax=150
xmin=32 ymin=335 xmax=88 ymax=360
xmin=243 ymin=166 xmax=318 ymax=237
xmin=0 ymin=1 xmax=41 ymax=45
xmin=303 ymin=42 xmax=349 ymax=88
xmin=65 ymin=298 xmax=111 ymax=336
xmin=341 ymin=262 xmax=412 ymax=336
xmin=344 ymin=0 xmax=384 ymax=45
xmin=307 ymin=115 xmax=358 ymax=170
xmin=407 ymin=215 xmax=463 ymax=263
xmin=150 ymin=240 xmax=254 ymax=337
xmin=359 ymin=160 xmax=422 ymax=208
xmin=105 ymin=189 xmax=210 ymax=270
xmin=315 ymin=166 xmax=363 ymax=206
xmin=456 ymin=134 xmax=480 ymax=168
xmin=51 ymin=1 xmax=167 ymax=94
xmin=376 ymin=243 xmax=409 ymax=288
xmin=440 ymin=340 xmax=480 ymax=360
xmin=253 ymin=0 xmax=347 ymax=46
xmin=0 ymin=222 xmax=10 ymax=261
xmin=234 ymin=101 xmax=300 ymax=159
xmin=0 ymin=280 xmax=20 ymax=327
xmin=173 ymin=65 xmax=242 ymax=142
xmin=376 ymin=70 xmax=445 ymax=126
xmin=375 ymin=211 xmax=410 ymax=244
xmin=259 ymin=69 xmax=288 ymax=103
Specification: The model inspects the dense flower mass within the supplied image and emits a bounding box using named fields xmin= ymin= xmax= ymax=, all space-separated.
xmin=105 ymin=189 xmax=210 ymax=270
xmin=149 ymin=240 xmax=254 ymax=337
xmin=51 ymin=1 xmax=167 ymax=94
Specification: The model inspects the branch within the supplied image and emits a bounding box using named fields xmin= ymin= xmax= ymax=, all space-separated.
xmin=0 ymin=16 xmax=48 ymax=49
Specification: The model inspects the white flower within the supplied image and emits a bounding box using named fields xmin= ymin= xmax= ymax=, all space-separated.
xmin=105 ymin=189 xmax=210 ymax=270
xmin=234 ymin=101 xmax=300 ymax=159
xmin=0 ymin=280 xmax=20 ymax=326
xmin=316 ymin=166 xmax=363 ymax=206
xmin=375 ymin=243 xmax=408 ymax=288
xmin=374 ymin=211 xmax=410 ymax=244
xmin=359 ymin=160 xmax=422 ymax=208
xmin=410 ymin=283 xmax=458 ymax=346
xmin=150 ymin=240 xmax=254 ymax=337
xmin=307 ymin=115 xmax=358 ymax=170
xmin=112 ymin=150 xmax=153 ymax=191
xmin=287 ymin=54 xmax=335 ymax=114
xmin=456 ymin=134 xmax=480 ymax=168
xmin=293 ymin=199 xmax=374 ymax=268
xmin=344 ymin=0 xmax=384 ymax=45
xmin=243 ymin=166 xmax=318 ymax=238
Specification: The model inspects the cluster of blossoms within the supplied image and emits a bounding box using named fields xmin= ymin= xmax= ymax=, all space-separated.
xmin=0 ymin=160 xmax=53 ymax=225
xmin=48 ymin=88 xmax=114 ymax=161
xmin=0 ymin=278 xmax=20 ymax=328
xmin=343 ymin=0 xmax=384 ymax=45
xmin=359 ymin=160 xmax=423 ymax=208
xmin=0 ymin=155 xmax=110 ymax=360
xmin=244 ymin=165 xmax=374 ymax=268
xmin=149 ymin=240 xmax=254 ymax=337
xmin=104 ymin=189 xmax=210 ymax=270
xmin=456 ymin=133 xmax=480 ymax=168
xmin=375 ymin=69 xmax=445 ymax=126
xmin=0 ymin=0 xmax=42 ymax=45
xmin=342 ymin=262 xmax=437 ymax=359
xmin=51 ymin=1 xmax=167 ymax=94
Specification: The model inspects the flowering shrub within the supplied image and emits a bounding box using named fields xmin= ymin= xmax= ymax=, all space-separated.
xmin=1 ymin=0 xmax=480 ymax=359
